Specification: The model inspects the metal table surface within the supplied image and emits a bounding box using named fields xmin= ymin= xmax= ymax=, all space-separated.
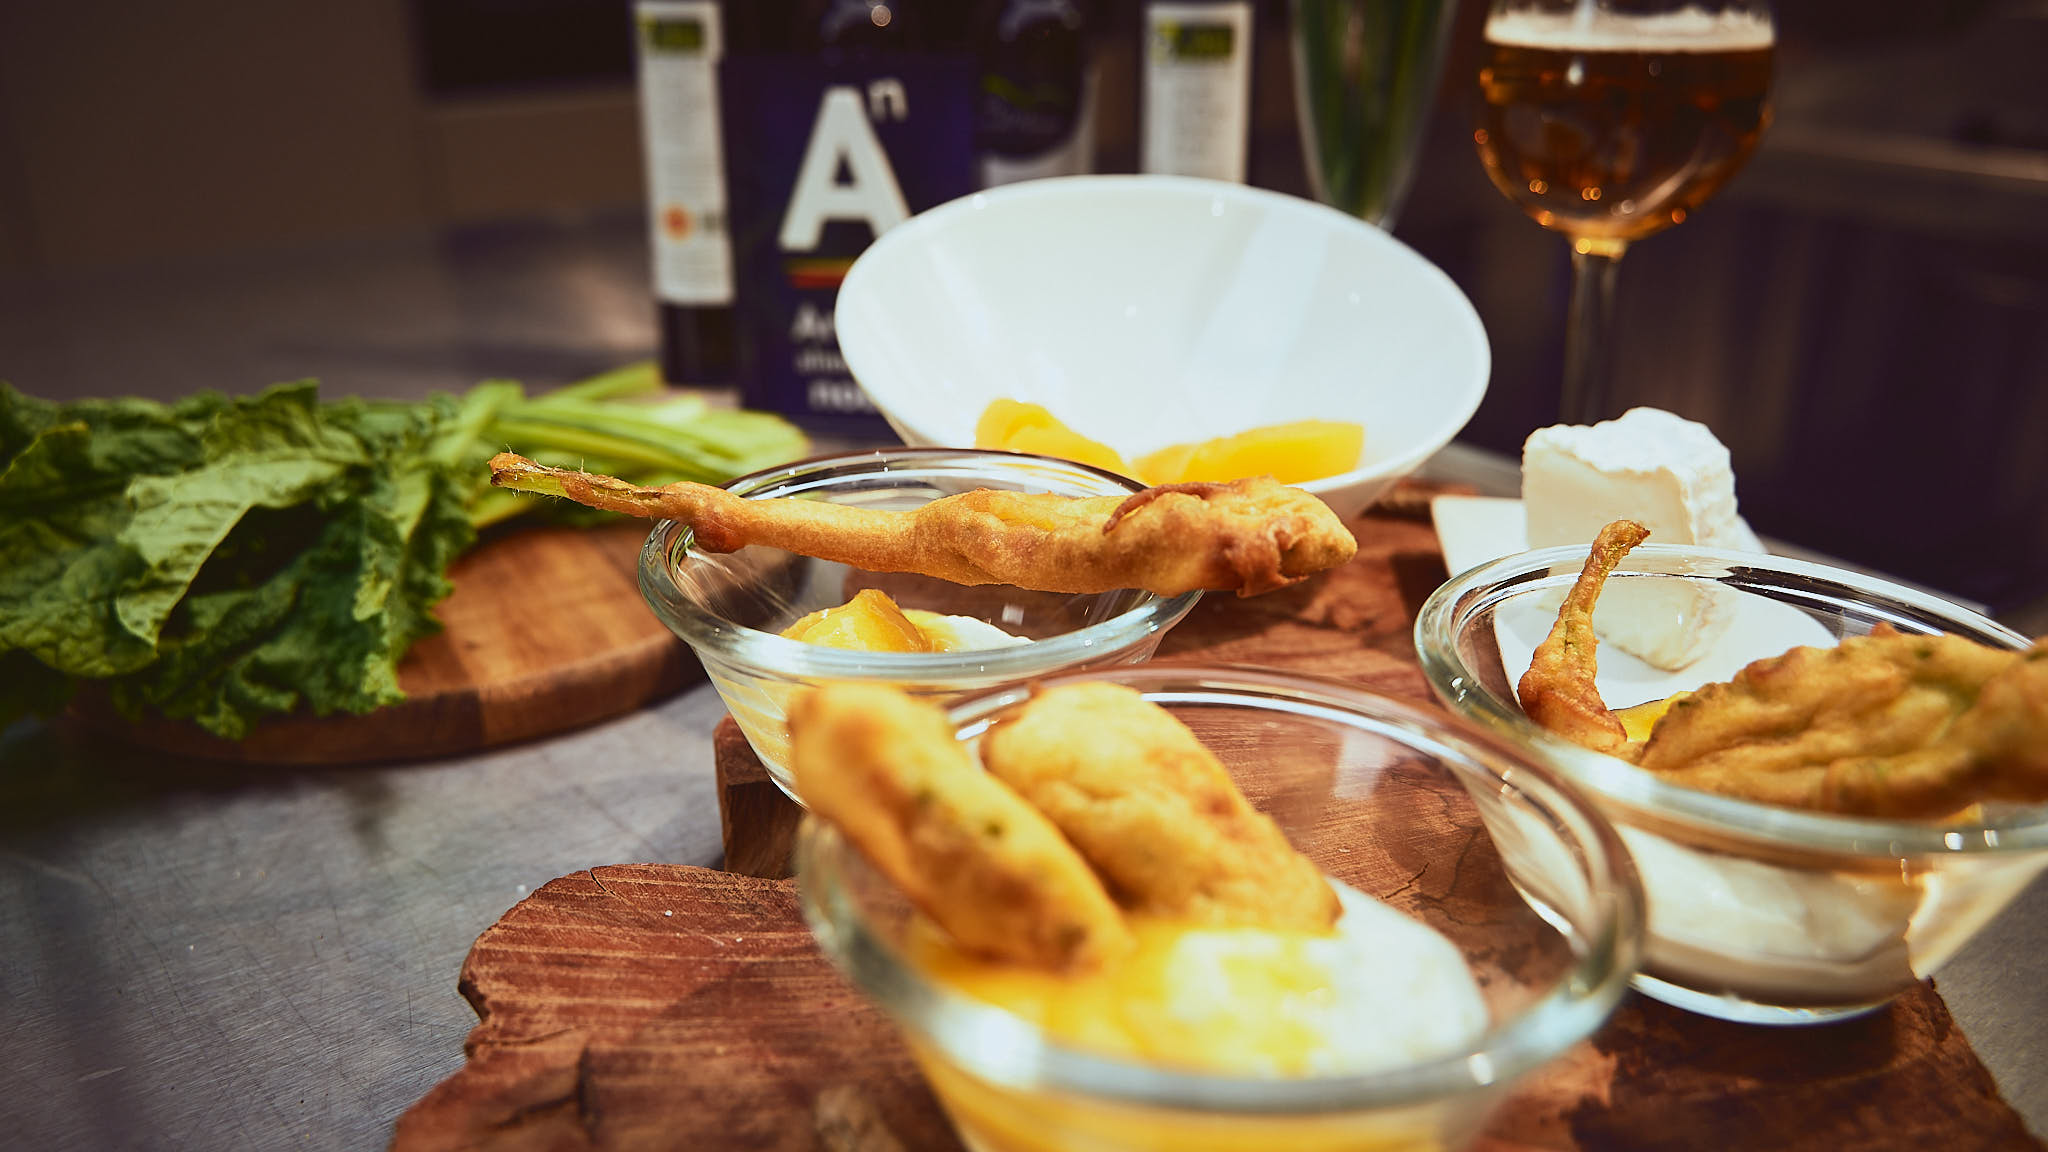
xmin=2 ymin=216 xmax=2042 ymax=1150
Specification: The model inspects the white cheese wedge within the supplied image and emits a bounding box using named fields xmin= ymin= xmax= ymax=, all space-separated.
xmin=1522 ymin=407 xmax=1755 ymax=670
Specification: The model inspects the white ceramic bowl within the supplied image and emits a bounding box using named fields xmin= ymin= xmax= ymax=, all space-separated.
xmin=834 ymin=175 xmax=1490 ymax=522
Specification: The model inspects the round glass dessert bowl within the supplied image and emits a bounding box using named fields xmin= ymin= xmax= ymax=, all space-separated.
xmin=1417 ymin=543 xmax=2048 ymax=1026
xmin=798 ymin=665 xmax=1644 ymax=1152
xmin=638 ymin=448 xmax=1201 ymax=802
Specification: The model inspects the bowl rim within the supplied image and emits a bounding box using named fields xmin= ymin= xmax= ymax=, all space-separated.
xmin=833 ymin=173 xmax=1492 ymax=497
xmin=637 ymin=446 xmax=1203 ymax=680
xmin=1416 ymin=541 xmax=2048 ymax=858
xmin=798 ymin=662 xmax=1645 ymax=1114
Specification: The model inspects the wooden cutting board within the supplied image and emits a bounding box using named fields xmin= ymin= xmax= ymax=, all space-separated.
xmin=109 ymin=521 xmax=696 ymax=764
xmin=392 ymin=491 xmax=2046 ymax=1151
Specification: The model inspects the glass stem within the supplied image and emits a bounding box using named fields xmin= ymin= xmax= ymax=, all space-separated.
xmin=1562 ymin=243 xmax=1626 ymax=426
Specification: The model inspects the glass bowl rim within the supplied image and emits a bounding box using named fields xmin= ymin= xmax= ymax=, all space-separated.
xmin=636 ymin=447 xmax=1204 ymax=680
xmin=797 ymin=662 xmax=1646 ymax=1114
xmin=1415 ymin=541 xmax=2048 ymax=858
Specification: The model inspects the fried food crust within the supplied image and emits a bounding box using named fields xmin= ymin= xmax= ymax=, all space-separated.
xmin=1516 ymin=519 xmax=1647 ymax=760
xmin=487 ymin=452 xmax=1355 ymax=598
xmin=788 ymin=683 xmax=1132 ymax=971
xmin=1640 ymin=631 xmax=2047 ymax=818
xmin=979 ymin=682 xmax=1340 ymax=933
xmin=1520 ymin=519 xmax=2048 ymax=819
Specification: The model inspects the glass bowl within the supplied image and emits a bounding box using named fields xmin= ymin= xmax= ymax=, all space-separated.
xmin=1417 ymin=543 xmax=2048 ymax=1025
xmin=798 ymin=664 xmax=1643 ymax=1152
xmin=638 ymin=448 xmax=1201 ymax=802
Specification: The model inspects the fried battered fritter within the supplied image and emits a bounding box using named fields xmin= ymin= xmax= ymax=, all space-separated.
xmin=1519 ymin=520 xmax=2048 ymax=818
xmin=788 ymin=683 xmax=1132 ymax=971
xmin=1640 ymin=632 xmax=2046 ymax=818
xmin=1516 ymin=519 xmax=1648 ymax=760
xmin=488 ymin=452 xmax=1355 ymax=597
xmin=980 ymin=682 xmax=1340 ymax=933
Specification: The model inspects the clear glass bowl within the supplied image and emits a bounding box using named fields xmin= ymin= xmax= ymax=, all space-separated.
xmin=638 ymin=448 xmax=1201 ymax=802
xmin=798 ymin=665 xmax=1643 ymax=1152
xmin=1417 ymin=543 xmax=2048 ymax=1025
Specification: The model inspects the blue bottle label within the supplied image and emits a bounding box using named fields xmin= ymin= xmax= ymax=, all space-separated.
xmin=721 ymin=51 xmax=978 ymax=438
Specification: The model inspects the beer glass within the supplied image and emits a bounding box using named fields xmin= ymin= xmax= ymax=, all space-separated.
xmin=1473 ymin=0 xmax=1774 ymax=423
xmin=1291 ymin=0 xmax=1460 ymax=228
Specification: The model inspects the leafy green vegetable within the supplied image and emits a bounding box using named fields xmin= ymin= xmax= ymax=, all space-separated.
xmin=0 ymin=365 xmax=806 ymax=739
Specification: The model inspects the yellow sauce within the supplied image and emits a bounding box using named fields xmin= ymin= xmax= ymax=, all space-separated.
xmin=901 ymin=885 xmax=1486 ymax=1151
xmin=910 ymin=916 xmax=1340 ymax=1077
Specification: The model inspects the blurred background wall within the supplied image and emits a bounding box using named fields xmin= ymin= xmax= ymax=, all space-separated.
xmin=1 ymin=0 xmax=2043 ymax=623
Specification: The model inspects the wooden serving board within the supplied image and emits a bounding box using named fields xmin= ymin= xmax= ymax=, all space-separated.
xmin=393 ymin=491 xmax=2045 ymax=1150
xmin=393 ymin=864 xmax=2039 ymax=1152
xmin=111 ymin=521 xmax=696 ymax=764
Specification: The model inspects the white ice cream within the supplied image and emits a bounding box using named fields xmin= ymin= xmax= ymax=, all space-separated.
xmin=904 ymin=610 xmax=1031 ymax=653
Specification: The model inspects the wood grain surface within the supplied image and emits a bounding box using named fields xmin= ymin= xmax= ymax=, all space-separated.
xmin=394 ymin=860 xmax=2041 ymax=1152
xmin=394 ymin=493 xmax=2046 ymax=1151
xmin=110 ymin=521 xmax=696 ymax=764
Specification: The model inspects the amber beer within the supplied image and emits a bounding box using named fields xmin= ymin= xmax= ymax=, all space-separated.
xmin=1474 ymin=9 xmax=1773 ymax=251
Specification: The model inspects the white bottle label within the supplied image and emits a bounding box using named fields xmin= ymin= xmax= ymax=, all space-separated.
xmin=1142 ymin=1 xmax=1253 ymax=182
xmin=637 ymin=0 xmax=732 ymax=306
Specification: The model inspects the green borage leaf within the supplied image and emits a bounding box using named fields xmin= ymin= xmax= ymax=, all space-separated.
xmin=0 ymin=368 xmax=804 ymax=741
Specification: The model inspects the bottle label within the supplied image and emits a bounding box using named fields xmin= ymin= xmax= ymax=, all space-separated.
xmin=722 ymin=51 xmax=977 ymax=434
xmin=637 ymin=0 xmax=733 ymax=307
xmin=1141 ymin=1 xmax=1253 ymax=182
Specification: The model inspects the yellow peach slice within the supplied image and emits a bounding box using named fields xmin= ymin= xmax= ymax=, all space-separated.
xmin=1141 ymin=421 xmax=1363 ymax=485
xmin=974 ymin=399 xmax=1133 ymax=476
xmin=781 ymin=588 xmax=933 ymax=653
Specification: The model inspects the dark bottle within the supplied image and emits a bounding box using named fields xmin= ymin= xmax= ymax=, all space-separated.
xmin=718 ymin=0 xmax=980 ymax=436
xmin=1139 ymin=0 xmax=1256 ymax=182
xmin=975 ymin=0 xmax=1098 ymax=187
xmin=633 ymin=1 xmax=737 ymax=386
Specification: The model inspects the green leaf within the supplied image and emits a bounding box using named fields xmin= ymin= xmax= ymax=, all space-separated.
xmin=109 ymin=448 xmax=476 ymax=739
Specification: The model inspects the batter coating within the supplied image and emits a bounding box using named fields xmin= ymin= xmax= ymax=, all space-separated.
xmin=1516 ymin=519 xmax=1647 ymax=759
xmin=788 ymin=683 xmax=1133 ymax=971
xmin=981 ymin=682 xmax=1340 ymax=933
xmin=1519 ymin=520 xmax=2048 ymax=818
xmin=487 ymin=452 xmax=1356 ymax=597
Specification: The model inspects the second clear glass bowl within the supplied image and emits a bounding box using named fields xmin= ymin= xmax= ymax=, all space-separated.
xmin=1417 ymin=543 xmax=2048 ymax=1025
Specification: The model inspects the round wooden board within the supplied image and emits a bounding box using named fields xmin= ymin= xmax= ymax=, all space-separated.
xmin=108 ymin=521 xmax=697 ymax=764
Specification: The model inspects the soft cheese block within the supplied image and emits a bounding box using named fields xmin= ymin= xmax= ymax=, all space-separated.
xmin=1523 ymin=407 xmax=1757 ymax=670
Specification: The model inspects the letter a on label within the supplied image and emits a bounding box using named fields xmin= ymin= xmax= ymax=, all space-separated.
xmin=779 ymin=86 xmax=911 ymax=251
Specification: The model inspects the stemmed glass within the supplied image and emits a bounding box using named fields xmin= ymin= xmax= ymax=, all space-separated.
xmin=1290 ymin=0 xmax=1461 ymax=229
xmin=1472 ymin=0 xmax=1775 ymax=424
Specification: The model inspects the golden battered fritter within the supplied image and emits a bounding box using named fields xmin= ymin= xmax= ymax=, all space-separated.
xmin=979 ymin=682 xmax=1340 ymax=933
xmin=1516 ymin=519 xmax=1647 ymax=760
xmin=1519 ymin=520 xmax=2048 ymax=819
xmin=488 ymin=452 xmax=1355 ymax=597
xmin=788 ymin=683 xmax=1132 ymax=971
xmin=1640 ymin=630 xmax=2045 ymax=818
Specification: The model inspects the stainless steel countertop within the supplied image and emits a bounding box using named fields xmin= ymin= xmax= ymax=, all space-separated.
xmin=2 ymin=217 xmax=2041 ymax=1149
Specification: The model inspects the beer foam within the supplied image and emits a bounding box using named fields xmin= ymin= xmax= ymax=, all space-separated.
xmin=1485 ymin=6 xmax=1774 ymax=52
